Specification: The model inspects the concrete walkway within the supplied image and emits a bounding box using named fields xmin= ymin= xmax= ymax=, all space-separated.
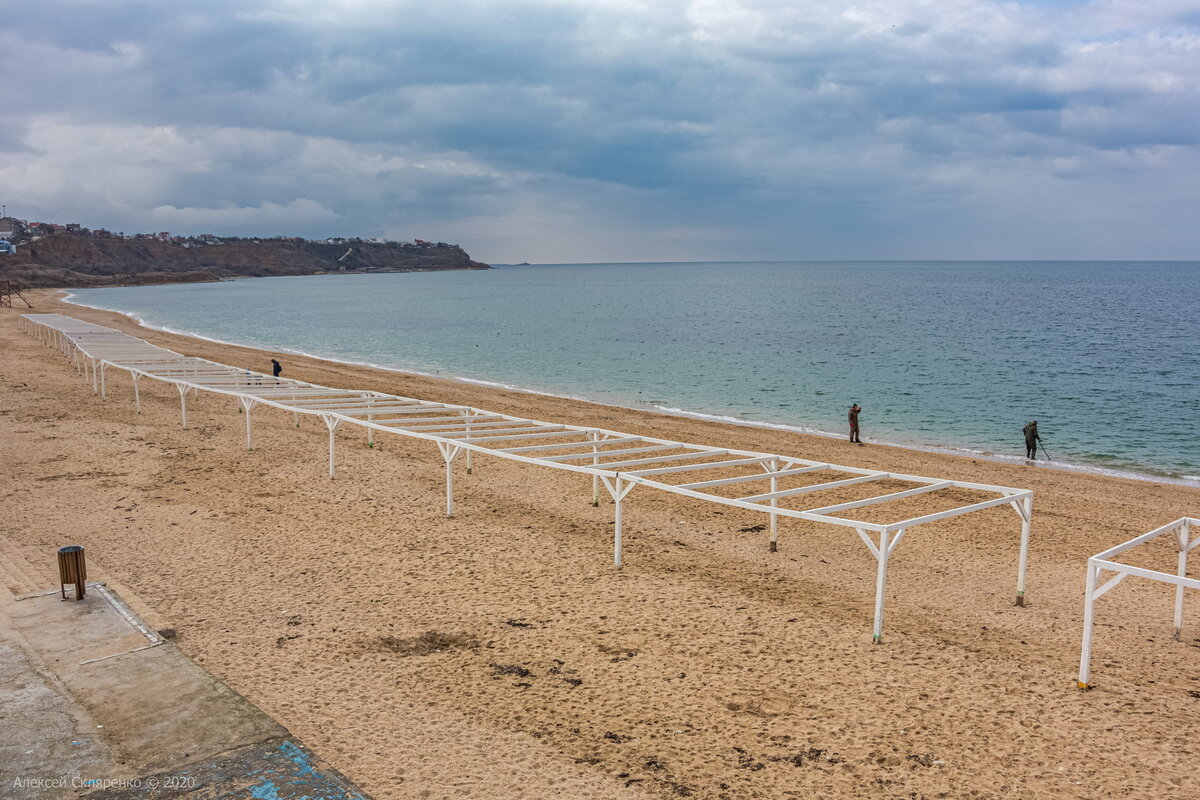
xmin=0 ymin=546 xmax=369 ymax=799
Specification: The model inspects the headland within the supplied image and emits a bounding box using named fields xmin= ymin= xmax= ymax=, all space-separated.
xmin=0 ymin=217 xmax=489 ymax=288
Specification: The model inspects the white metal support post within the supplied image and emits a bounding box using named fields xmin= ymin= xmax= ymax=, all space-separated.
xmin=856 ymin=526 xmax=907 ymax=644
xmin=176 ymin=383 xmax=189 ymax=428
xmin=1078 ymin=559 xmax=1100 ymax=688
xmin=872 ymin=529 xmax=890 ymax=644
xmin=601 ymin=475 xmax=638 ymax=568
xmin=465 ymin=412 xmax=473 ymax=474
xmin=323 ymin=415 xmax=341 ymax=478
xmin=1012 ymin=494 xmax=1033 ymax=607
xmin=132 ymin=374 xmax=141 ymax=414
xmin=437 ymin=441 xmax=464 ymax=516
xmin=240 ymin=397 xmax=258 ymax=450
xmin=100 ymin=361 xmax=107 ymax=398
xmin=766 ymin=459 xmax=779 ymax=552
xmin=591 ymin=433 xmax=601 ymax=506
xmin=366 ymin=396 xmax=375 ymax=447
xmin=1174 ymin=519 xmax=1191 ymax=640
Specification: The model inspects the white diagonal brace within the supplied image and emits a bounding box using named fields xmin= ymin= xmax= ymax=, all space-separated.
xmin=323 ymin=415 xmax=342 ymax=478
xmin=240 ymin=396 xmax=259 ymax=450
xmin=601 ymin=476 xmax=638 ymax=568
xmin=438 ymin=442 xmax=465 ymax=516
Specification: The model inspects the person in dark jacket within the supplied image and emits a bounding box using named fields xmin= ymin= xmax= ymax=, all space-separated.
xmin=848 ymin=403 xmax=862 ymax=444
xmin=1023 ymin=420 xmax=1041 ymax=459
xmin=271 ymin=359 xmax=282 ymax=378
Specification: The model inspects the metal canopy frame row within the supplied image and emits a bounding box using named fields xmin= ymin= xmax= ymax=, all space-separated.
xmin=22 ymin=313 xmax=1034 ymax=642
xmin=1078 ymin=517 xmax=1199 ymax=688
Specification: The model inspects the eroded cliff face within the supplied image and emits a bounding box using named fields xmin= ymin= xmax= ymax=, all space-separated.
xmin=0 ymin=235 xmax=490 ymax=288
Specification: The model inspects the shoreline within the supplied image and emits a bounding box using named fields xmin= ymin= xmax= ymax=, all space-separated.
xmin=6 ymin=289 xmax=1200 ymax=799
xmin=62 ymin=289 xmax=1200 ymax=490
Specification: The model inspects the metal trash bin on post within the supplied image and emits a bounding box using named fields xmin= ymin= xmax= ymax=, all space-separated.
xmin=58 ymin=545 xmax=86 ymax=601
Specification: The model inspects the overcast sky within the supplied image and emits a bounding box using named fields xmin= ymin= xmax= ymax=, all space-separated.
xmin=2 ymin=1 xmax=1197 ymax=262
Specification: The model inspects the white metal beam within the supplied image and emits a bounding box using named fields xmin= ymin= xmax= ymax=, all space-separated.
xmin=738 ymin=473 xmax=880 ymax=503
xmin=677 ymin=464 xmax=829 ymax=490
xmin=593 ymin=450 xmax=728 ymax=471
xmin=803 ymin=481 xmax=952 ymax=516
xmin=626 ymin=456 xmax=770 ymax=477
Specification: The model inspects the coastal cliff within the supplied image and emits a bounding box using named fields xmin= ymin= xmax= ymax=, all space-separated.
xmin=0 ymin=232 xmax=490 ymax=288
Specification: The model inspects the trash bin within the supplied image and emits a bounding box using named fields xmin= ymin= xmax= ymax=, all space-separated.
xmin=58 ymin=545 xmax=86 ymax=601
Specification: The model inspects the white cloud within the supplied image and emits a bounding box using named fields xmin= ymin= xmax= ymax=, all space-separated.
xmin=150 ymin=198 xmax=338 ymax=228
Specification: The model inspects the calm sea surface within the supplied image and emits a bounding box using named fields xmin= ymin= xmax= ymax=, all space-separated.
xmin=69 ymin=261 xmax=1200 ymax=481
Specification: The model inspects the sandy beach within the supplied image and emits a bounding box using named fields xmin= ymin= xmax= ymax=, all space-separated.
xmin=3 ymin=290 xmax=1199 ymax=799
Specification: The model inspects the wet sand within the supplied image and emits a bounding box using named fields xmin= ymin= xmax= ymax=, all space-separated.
xmin=2 ymin=290 xmax=1199 ymax=799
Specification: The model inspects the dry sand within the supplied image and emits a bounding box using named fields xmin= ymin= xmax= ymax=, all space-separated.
xmin=2 ymin=291 xmax=1199 ymax=799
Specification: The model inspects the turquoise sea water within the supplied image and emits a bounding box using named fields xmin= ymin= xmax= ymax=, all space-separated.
xmin=69 ymin=261 xmax=1200 ymax=482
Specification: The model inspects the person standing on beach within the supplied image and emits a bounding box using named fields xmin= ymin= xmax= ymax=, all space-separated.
xmin=1023 ymin=420 xmax=1041 ymax=459
xmin=272 ymin=359 xmax=282 ymax=378
xmin=848 ymin=403 xmax=862 ymax=444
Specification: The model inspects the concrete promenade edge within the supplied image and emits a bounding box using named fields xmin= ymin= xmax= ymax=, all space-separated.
xmin=1 ymin=576 xmax=370 ymax=799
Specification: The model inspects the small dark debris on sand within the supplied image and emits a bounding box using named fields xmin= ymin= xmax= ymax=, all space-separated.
xmin=376 ymin=630 xmax=477 ymax=656
xmin=603 ymin=731 xmax=634 ymax=743
xmin=767 ymin=747 xmax=843 ymax=767
xmin=598 ymin=643 xmax=638 ymax=662
xmin=730 ymin=747 xmax=766 ymax=771
xmin=738 ymin=524 xmax=767 ymax=533
xmin=905 ymin=753 xmax=940 ymax=767
xmin=490 ymin=663 xmax=533 ymax=678
xmin=548 ymin=659 xmax=574 ymax=675
xmin=504 ymin=618 xmax=535 ymax=628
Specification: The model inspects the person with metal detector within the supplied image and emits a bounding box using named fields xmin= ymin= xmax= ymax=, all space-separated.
xmin=848 ymin=403 xmax=863 ymax=444
xmin=1023 ymin=420 xmax=1042 ymax=459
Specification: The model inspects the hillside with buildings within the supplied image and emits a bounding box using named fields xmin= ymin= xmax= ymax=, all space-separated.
xmin=0 ymin=217 xmax=490 ymax=288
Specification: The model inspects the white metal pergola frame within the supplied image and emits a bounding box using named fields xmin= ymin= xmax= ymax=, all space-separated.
xmin=1078 ymin=517 xmax=1200 ymax=688
xmin=23 ymin=313 xmax=1035 ymax=642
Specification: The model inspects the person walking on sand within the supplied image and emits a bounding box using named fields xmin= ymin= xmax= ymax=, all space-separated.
xmin=1023 ymin=420 xmax=1041 ymax=459
xmin=848 ymin=403 xmax=862 ymax=444
xmin=271 ymin=359 xmax=282 ymax=378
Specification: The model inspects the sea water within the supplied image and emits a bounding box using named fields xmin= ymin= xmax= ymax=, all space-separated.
xmin=69 ymin=261 xmax=1200 ymax=482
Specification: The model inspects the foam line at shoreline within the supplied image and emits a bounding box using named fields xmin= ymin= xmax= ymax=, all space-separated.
xmin=60 ymin=291 xmax=1200 ymax=490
